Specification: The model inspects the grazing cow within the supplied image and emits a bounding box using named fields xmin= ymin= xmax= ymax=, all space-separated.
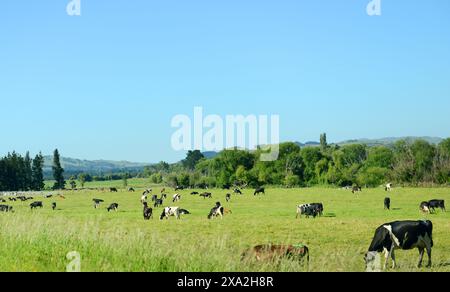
xmin=150 ymin=194 xmax=158 ymax=202
xmin=128 ymin=187 xmax=135 ymax=192
xmin=173 ymin=194 xmax=181 ymax=203
xmin=107 ymin=203 xmax=119 ymax=212
xmin=242 ymin=244 xmax=309 ymax=263
xmin=110 ymin=187 xmax=118 ymax=193
xmin=52 ymin=202 xmax=57 ymax=210
xmin=141 ymin=194 xmax=148 ymax=204
xmin=154 ymin=199 xmax=164 ymax=208
xmin=45 ymin=194 xmax=53 ymax=198
xmin=0 ymin=205 xmax=14 ymax=212
xmin=384 ymin=198 xmax=391 ymax=210
xmin=160 ymin=207 xmax=190 ymax=220
xmin=200 ymin=192 xmax=212 ymax=199
xmin=191 ymin=192 xmax=199 ymax=195
xmin=385 ymin=183 xmax=393 ymax=192
xmin=18 ymin=196 xmax=27 ymax=202
xmin=365 ymin=220 xmax=433 ymax=269
xmin=208 ymin=202 xmax=224 ymax=219
xmin=222 ymin=184 xmax=231 ymax=190
xmin=8 ymin=198 xmax=16 ymax=202
xmin=420 ymin=202 xmax=431 ymax=214
xmin=0 ymin=199 xmax=6 ymax=203
xmin=254 ymin=187 xmax=265 ymax=196
xmin=226 ymin=194 xmax=231 ymax=202
xmin=234 ymin=189 xmax=243 ymax=195
xmin=174 ymin=186 xmax=184 ymax=191
xmin=27 ymin=197 xmax=34 ymax=200
xmin=428 ymin=200 xmax=446 ymax=213
xmin=30 ymin=201 xmax=43 ymax=210
xmin=93 ymin=199 xmax=104 ymax=209
xmin=160 ymin=188 xmax=166 ymax=194
xmin=352 ymin=186 xmax=362 ymax=194
xmin=143 ymin=202 xmax=153 ymax=220
xmin=296 ymin=204 xmax=319 ymax=219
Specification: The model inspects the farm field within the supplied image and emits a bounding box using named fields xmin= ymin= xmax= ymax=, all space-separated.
xmin=1 ymin=185 xmax=449 ymax=272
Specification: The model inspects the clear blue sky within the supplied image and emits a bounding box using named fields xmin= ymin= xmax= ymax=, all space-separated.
xmin=1 ymin=0 xmax=449 ymax=163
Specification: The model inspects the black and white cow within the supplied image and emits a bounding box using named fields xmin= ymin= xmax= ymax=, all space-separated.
xmin=52 ymin=202 xmax=57 ymax=210
xmin=110 ymin=187 xmax=118 ymax=193
xmin=154 ymin=198 xmax=164 ymax=208
xmin=208 ymin=202 xmax=224 ymax=220
xmin=141 ymin=194 xmax=148 ymax=204
xmin=172 ymin=194 xmax=181 ymax=203
xmin=143 ymin=202 xmax=153 ymax=220
xmin=93 ymin=199 xmax=104 ymax=209
xmin=384 ymin=198 xmax=391 ymax=210
xmin=160 ymin=207 xmax=190 ymax=220
xmin=296 ymin=204 xmax=318 ymax=219
xmin=420 ymin=201 xmax=431 ymax=214
xmin=385 ymin=183 xmax=393 ymax=192
xmin=226 ymin=194 xmax=231 ymax=202
xmin=128 ymin=187 xmax=135 ymax=192
xmin=428 ymin=200 xmax=446 ymax=213
xmin=234 ymin=189 xmax=243 ymax=195
xmin=30 ymin=201 xmax=43 ymax=210
xmin=107 ymin=203 xmax=119 ymax=212
xmin=365 ymin=220 xmax=433 ymax=270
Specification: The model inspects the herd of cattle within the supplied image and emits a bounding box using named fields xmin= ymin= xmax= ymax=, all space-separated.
xmin=0 ymin=184 xmax=447 ymax=270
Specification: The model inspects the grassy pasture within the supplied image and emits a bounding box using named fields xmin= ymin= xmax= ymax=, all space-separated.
xmin=1 ymin=184 xmax=450 ymax=272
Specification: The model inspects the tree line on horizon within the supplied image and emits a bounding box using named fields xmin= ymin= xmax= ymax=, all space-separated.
xmin=144 ymin=135 xmax=450 ymax=189
xmin=0 ymin=149 xmax=65 ymax=192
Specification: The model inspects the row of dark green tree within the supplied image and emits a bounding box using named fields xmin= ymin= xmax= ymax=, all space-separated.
xmin=145 ymin=137 xmax=450 ymax=189
xmin=0 ymin=149 xmax=66 ymax=191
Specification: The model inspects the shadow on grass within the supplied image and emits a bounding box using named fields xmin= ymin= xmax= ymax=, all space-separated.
xmin=323 ymin=213 xmax=336 ymax=218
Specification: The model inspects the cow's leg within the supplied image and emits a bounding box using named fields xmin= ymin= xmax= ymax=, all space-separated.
xmin=417 ymin=248 xmax=425 ymax=268
xmin=390 ymin=250 xmax=397 ymax=269
xmin=383 ymin=247 xmax=392 ymax=270
xmin=426 ymin=246 xmax=432 ymax=268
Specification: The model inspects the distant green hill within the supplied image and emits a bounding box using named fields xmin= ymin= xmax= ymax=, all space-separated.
xmin=43 ymin=156 xmax=151 ymax=177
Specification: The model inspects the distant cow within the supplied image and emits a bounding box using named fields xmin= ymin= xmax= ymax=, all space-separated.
xmin=226 ymin=194 xmax=231 ymax=202
xmin=141 ymin=194 xmax=148 ymax=204
xmin=352 ymin=186 xmax=362 ymax=194
xmin=420 ymin=202 xmax=431 ymax=214
xmin=160 ymin=207 xmax=190 ymax=220
xmin=128 ymin=187 xmax=135 ymax=192
xmin=191 ymin=192 xmax=199 ymax=195
xmin=30 ymin=201 xmax=43 ymax=210
xmin=52 ymin=202 xmax=57 ymax=210
xmin=254 ymin=187 xmax=265 ymax=196
xmin=365 ymin=220 xmax=433 ymax=269
xmin=208 ymin=202 xmax=224 ymax=219
xmin=143 ymin=202 xmax=153 ymax=220
xmin=296 ymin=204 xmax=318 ymax=219
xmin=107 ymin=203 xmax=119 ymax=212
xmin=174 ymin=186 xmax=184 ymax=191
xmin=8 ymin=198 xmax=16 ymax=202
xmin=93 ymin=199 xmax=104 ymax=209
xmin=151 ymin=195 xmax=158 ymax=202
xmin=428 ymin=200 xmax=446 ymax=213
xmin=242 ymin=244 xmax=309 ymax=263
xmin=110 ymin=188 xmax=118 ymax=193
xmin=385 ymin=183 xmax=393 ymax=192
xmin=234 ymin=189 xmax=243 ymax=195
xmin=172 ymin=194 xmax=181 ymax=203
xmin=200 ymin=192 xmax=212 ymax=199
xmin=0 ymin=199 xmax=6 ymax=203
xmin=154 ymin=199 xmax=164 ymax=208
xmin=45 ymin=194 xmax=53 ymax=198
xmin=0 ymin=205 xmax=14 ymax=212
xmin=384 ymin=198 xmax=391 ymax=210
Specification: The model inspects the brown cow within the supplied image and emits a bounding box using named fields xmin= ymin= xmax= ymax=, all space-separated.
xmin=241 ymin=244 xmax=309 ymax=263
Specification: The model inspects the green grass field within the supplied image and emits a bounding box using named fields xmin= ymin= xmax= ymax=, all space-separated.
xmin=1 ymin=183 xmax=449 ymax=272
